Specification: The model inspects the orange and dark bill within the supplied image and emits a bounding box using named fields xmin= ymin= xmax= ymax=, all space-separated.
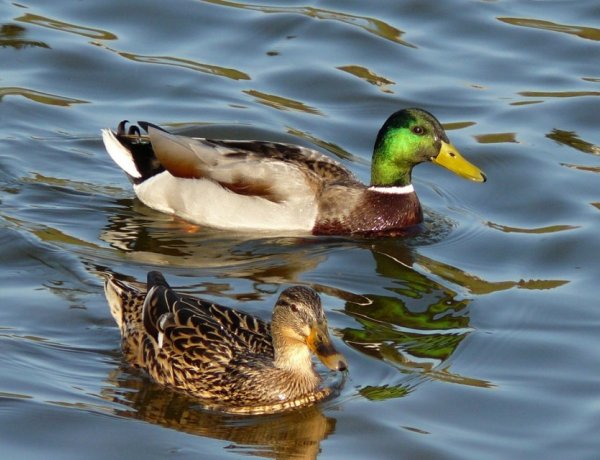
xmin=307 ymin=323 xmax=348 ymax=372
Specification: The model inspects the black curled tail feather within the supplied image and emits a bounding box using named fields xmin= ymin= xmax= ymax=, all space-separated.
xmin=113 ymin=120 xmax=166 ymax=184
xmin=147 ymin=270 xmax=171 ymax=289
xmin=142 ymin=271 xmax=179 ymax=342
xmin=137 ymin=121 xmax=169 ymax=134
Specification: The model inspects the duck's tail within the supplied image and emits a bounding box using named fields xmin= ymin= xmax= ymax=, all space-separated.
xmin=104 ymin=273 xmax=146 ymax=331
xmin=101 ymin=121 xmax=166 ymax=184
xmin=147 ymin=270 xmax=171 ymax=289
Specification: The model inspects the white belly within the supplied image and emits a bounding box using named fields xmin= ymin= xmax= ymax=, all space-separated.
xmin=134 ymin=172 xmax=318 ymax=232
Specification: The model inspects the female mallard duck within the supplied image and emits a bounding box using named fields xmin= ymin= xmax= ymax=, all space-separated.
xmin=102 ymin=108 xmax=485 ymax=235
xmin=104 ymin=271 xmax=348 ymax=415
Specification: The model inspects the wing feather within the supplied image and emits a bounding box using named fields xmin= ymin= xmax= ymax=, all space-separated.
xmin=142 ymin=275 xmax=273 ymax=369
xmin=147 ymin=127 xmax=358 ymax=203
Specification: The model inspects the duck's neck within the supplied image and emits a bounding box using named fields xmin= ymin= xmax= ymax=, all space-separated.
xmin=273 ymin=333 xmax=319 ymax=386
xmin=371 ymin=156 xmax=414 ymax=187
xmin=371 ymin=128 xmax=416 ymax=187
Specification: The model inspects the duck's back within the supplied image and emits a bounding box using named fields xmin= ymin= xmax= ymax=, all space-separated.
xmin=102 ymin=123 xmax=364 ymax=233
xmin=104 ymin=273 xmax=273 ymax=367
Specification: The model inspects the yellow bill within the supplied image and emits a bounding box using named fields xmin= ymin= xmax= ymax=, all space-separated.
xmin=432 ymin=141 xmax=486 ymax=182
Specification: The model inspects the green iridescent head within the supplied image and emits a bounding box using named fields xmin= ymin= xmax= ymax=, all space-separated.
xmin=371 ymin=108 xmax=486 ymax=187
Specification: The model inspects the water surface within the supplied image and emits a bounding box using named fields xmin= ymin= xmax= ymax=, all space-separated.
xmin=1 ymin=0 xmax=600 ymax=459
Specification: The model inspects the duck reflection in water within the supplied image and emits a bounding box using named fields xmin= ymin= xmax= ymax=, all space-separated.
xmin=102 ymin=368 xmax=336 ymax=460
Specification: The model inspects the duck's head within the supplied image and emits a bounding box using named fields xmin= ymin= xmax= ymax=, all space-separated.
xmin=271 ymin=286 xmax=348 ymax=373
xmin=371 ymin=108 xmax=486 ymax=187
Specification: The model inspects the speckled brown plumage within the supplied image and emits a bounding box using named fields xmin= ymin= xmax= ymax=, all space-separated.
xmin=104 ymin=271 xmax=348 ymax=414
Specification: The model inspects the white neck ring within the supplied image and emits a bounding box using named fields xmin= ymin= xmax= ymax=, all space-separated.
xmin=368 ymin=184 xmax=415 ymax=195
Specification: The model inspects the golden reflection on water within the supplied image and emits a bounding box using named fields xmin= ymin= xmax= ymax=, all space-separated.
xmin=0 ymin=23 xmax=48 ymax=49
xmin=561 ymin=163 xmax=600 ymax=174
xmin=116 ymin=52 xmax=251 ymax=81
xmin=103 ymin=369 xmax=334 ymax=460
xmin=285 ymin=127 xmax=365 ymax=163
xmin=547 ymin=129 xmax=600 ymax=155
xmin=415 ymin=252 xmax=569 ymax=293
xmin=519 ymin=90 xmax=600 ymax=99
xmin=243 ymin=90 xmax=322 ymax=115
xmin=337 ymin=65 xmax=395 ymax=94
xmin=499 ymin=17 xmax=600 ymax=42
xmin=98 ymin=203 xmax=571 ymax=303
xmin=548 ymin=129 xmax=600 ymax=193
xmin=443 ymin=121 xmax=476 ymax=131
xmin=510 ymin=99 xmax=544 ymax=106
xmin=94 ymin=42 xmax=251 ymax=81
xmin=0 ymin=87 xmax=89 ymax=107
xmin=473 ymin=132 xmax=518 ymax=144
xmin=3 ymin=214 xmax=100 ymax=250
xmin=202 ymin=0 xmax=415 ymax=47
xmin=485 ymin=221 xmax=578 ymax=235
xmin=0 ymin=391 xmax=33 ymax=400
xmin=16 ymin=13 xmax=117 ymax=40
xmin=23 ymin=173 xmax=122 ymax=196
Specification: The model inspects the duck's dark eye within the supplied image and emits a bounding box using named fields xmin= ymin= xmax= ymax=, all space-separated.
xmin=290 ymin=304 xmax=298 ymax=312
xmin=412 ymin=126 xmax=425 ymax=135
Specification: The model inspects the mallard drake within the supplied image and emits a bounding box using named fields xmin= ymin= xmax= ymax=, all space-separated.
xmin=102 ymin=108 xmax=485 ymax=235
xmin=104 ymin=271 xmax=347 ymax=415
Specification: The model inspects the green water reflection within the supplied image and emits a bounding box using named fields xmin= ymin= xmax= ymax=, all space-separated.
xmin=342 ymin=241 xmax=491 ymax=399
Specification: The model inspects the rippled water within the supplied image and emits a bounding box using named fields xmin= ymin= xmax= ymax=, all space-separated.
xmin=2 ymin=0 xmax=600 ymax=458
